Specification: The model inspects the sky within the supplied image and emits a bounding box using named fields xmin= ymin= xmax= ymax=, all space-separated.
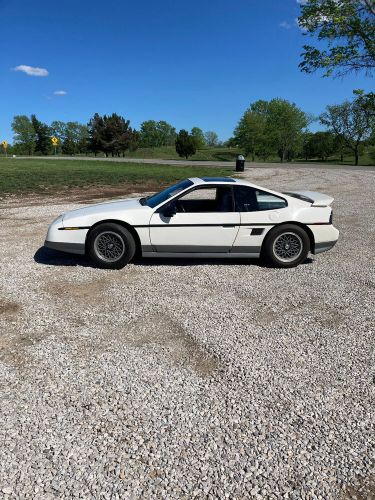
xmin=0 ymin=0 xmax=373 ymax=143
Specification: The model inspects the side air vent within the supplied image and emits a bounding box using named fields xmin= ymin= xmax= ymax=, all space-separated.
xmin=251 ymin=228 xmax=264 ymax=236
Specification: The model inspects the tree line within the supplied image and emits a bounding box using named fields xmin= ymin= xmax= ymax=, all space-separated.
xmin=6 ymin=90 xmax=374 ymax=164
xmin=9 ymin=113 xmax=220 ymax=158
xmin=232 ymin=91 xmax=375 ymax=166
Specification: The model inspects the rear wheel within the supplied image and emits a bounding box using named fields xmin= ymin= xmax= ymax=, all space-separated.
xmin=262 ymin=224 xmax=310 ymax=268
xmin=87 ymin=223 xmax=136 ymax=269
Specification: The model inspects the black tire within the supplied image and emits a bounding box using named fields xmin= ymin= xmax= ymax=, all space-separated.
xmin=262 ymin=224 xmax=310 ymax=268
xmin=87 ymin=223 xmax=136 ymax=269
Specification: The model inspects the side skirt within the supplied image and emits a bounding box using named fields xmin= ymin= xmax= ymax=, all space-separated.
xmin=142 ymin=251 xmax=260 ymax=259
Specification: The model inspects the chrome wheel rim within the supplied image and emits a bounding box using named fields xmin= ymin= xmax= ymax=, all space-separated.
xmin=94 ymin=231 xmax=125 ymax=262
xmin=273 ymin=232 xmax=303 ymax=263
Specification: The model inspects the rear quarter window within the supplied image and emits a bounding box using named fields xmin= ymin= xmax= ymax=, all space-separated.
xmin=256 ymin=191 xmax=287 ymax=210
xmin=234 ymin=186 xmax=287 ymax=212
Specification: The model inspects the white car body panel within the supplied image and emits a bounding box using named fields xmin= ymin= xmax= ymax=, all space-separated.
xmin=44 ymin=177 xmax=339 ymax=259
xmin=149 ymin=212 xmax=240 ymax=252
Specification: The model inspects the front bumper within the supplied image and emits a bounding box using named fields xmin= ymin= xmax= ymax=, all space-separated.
xmin=44 ymin=240 xmax=85 ymax=255
xmin=44 ymin=217 xmax=88 ymax=256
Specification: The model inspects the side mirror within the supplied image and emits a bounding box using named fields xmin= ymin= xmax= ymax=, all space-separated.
xmin=162 ymin=203 xmax=177 ymax=218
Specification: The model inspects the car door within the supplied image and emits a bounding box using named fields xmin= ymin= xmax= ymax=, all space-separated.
xmin=149 ymin=185 xmax=240 ymax=253
xmin=232 ymin=185 xmax=290 ymax=253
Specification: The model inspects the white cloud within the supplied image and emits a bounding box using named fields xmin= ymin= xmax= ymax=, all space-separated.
xmin=13 ymin=65 xmax=49 ymax=77
xmin=296 ymin=0 xmax=308 ymax=4
xmin=280 ymin=21 xmax=291 ymax=29
xmin=53 ymin=90 xmax=67 ymax=95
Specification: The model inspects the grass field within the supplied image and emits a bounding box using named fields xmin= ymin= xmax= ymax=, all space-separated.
xmin=103 ymin=146 xmax=373 ymax=166
xmin=122 ymin=146 xmax=240 ymax=162
xmin=0 ymin=158 xmax=232 ymax=196
xmin=1 ymin=146 xmax=373 ymax=166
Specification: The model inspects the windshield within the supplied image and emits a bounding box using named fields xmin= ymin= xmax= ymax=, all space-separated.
xmin=143 ymin=179 xmax=194 ymax=208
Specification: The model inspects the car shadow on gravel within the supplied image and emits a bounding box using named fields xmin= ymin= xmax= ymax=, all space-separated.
xmin=34 ymin=246 xmax=93 ymax=267
xmin=34 ymin=246 xmax=314 ymax=269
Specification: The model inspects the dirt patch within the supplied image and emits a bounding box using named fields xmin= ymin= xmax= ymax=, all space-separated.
xmin=0 ymin=299 xmax=21 ymax=316
xmin=123 ymin=315 xmax=219 ymax=377
xmin=78 ymin=314 xmax=219 ymax=377
xmin=253 ymin=299 xmax=343 ymax=329
xmin=342 ymin=476 xmax=375 ymax=499
xmin=45 ymin=271 xmax=141 ymax=304
xmin=45 ymin=279 xmax=109 ymax=304
xmin=0 ymin=331 xmax=49 ymax=367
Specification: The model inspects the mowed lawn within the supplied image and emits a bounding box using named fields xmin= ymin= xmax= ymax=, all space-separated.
xmin=0 ymin=158 xmax=232 ymax=195
xmin=121 ymin=146 xmax=374 ymax=166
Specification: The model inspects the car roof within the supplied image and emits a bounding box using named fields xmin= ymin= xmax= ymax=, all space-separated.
xmin=188 ymin=177 xmax=289 ymax=199
xmin=200 ymin=177 xmax=237 ymax=183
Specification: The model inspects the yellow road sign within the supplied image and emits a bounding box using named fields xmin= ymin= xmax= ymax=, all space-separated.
xmin=51 ymin=136 xmax=58 ymax=145
xmin=1 ymin=140 xmax=8 ymax=148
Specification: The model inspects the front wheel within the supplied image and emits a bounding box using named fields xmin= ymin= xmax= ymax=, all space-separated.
xmin=262 ymin=224 xmax=310 ymax=268
xmin=87 ymin=223 xmax=136 ymax=269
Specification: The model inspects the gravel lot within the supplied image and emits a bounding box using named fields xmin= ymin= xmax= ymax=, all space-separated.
xmin=0 ymin=167 xmax=374 ymax=499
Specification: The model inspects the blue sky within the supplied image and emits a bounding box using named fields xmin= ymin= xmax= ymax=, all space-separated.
xmin=0 ymin=0 xmax=373 ymax=142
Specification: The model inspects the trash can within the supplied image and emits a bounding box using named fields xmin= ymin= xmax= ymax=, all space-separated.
xmin=236 ymin=154 xmax=245 ymax=172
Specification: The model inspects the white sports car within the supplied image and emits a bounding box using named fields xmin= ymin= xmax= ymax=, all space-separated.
xmin=45 ymin=177 xmax=339 ymax=269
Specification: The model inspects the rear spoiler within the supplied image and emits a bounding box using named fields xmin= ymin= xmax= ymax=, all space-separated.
xmin=283 ymin=191 xmax=334 ymax=207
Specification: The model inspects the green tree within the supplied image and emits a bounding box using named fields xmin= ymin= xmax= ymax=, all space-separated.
xmin=175 ymin=130 xmax=197 ymax=159
xmin=87 ymin=113 xmax=137 ymax=157
xmin=204 ymin=131 xmax=219 ymax=147
xmin=301 ymin=131 xmax=314 ymax=160
xmin=50 ymin=121 xmax=89 ymax=155
xmin=157 ymin=121 xmax=177 ymax=146
xmin=139 ymin=120 xmax=159 ymax=147
xmin=225 ymin=137 xmax=238 ymax=147
xmin=298 ymin=0 xmax=375 ymax=77
xmin=50 ymin=121 xmax=67 ymax=154
xmin=303 ymin=131 xmax=335 ymax=160
xmin=75 ymin=123 xmax=90 ymax=154
xmin=11 ymin=115 xmax=36 ymax=155
xmin=320 ymin=91 xmax=375 ymax=165
xmin=235 ymin=99 xmax=308 ymax=162
xmin=88 ymin=113 xmax=108 ymax=156
xmin=31 ymin=115 xmax=51 ymax=155
xmin=191 ymin=127 xmax=206 ymax=148
xmin=50 ymin=121 xmax=67 ymax=142
xmin=234 ymin=108 xmax=267 ymax=160
xmin=266 ymin=99 xmax=308 ymax=162
xmin=139 ymin=120 xmax=176 ymax=147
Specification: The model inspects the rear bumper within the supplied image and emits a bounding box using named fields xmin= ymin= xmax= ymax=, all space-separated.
xmin=44 ymin=240 xmax=85 ymax=255
xmin=314 ymin=240 xmax=338 ymax=254
xmin=308 ymin=225 xmax=339 ymax=255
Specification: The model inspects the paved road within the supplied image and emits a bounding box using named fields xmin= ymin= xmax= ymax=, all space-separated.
xmin=6 ymin=155 xmax=375 ymax=171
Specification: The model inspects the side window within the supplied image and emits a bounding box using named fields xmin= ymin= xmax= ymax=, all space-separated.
xmin=175 ymin=186 xmax=234 ymax=213
xmin=234 ymin=186 xmax=287 ymax=212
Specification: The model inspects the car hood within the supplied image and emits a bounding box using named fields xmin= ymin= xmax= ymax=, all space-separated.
xmin=62 ymin=197 xmax=151 ymax=227
xmin=66 ymin=197 xmax=142 ymax=216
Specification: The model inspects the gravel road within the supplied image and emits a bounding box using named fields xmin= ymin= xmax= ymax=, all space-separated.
xmin=0 ymin=167 xmax=374 ymax=499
